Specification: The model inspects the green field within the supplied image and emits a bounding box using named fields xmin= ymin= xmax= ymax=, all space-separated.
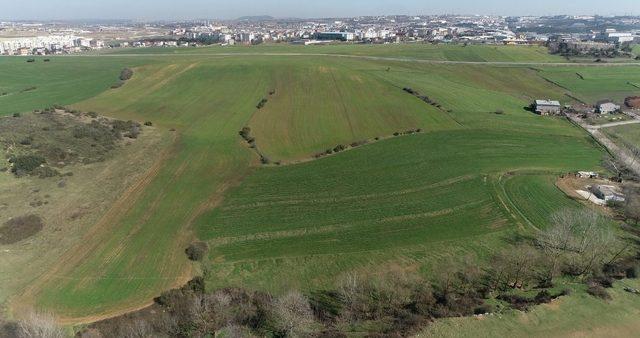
xmin=604 ymin=123 xmax=640 ymax=150
xmin=539 ymin=66 xmax=640 ymax=103
xmin=105 ymin=43 xmax=564 ymax=63
xmin=501 ymin=174 xmax=581 ymax=229
xmin=0 ymin=57 xmax=151 ymax=115
xmin=0 ymin=45 xmax=636 ymax=324
xmin=196 ymin=130 xmax=601 ymax=292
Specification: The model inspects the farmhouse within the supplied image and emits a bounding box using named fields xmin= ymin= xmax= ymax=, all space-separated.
xmin=589 ymin=184 xmax=625 ymax=203
xmin=596 ymin=100 xmax=620 ymax=114
xmin=535 ymin=100 xmax=561 ymax=115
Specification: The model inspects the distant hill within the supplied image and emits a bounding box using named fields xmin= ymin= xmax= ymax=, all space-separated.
xmin=236 ymin=15 xmax=275 ymax=21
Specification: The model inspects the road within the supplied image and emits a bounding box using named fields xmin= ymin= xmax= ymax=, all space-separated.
xmin=589 ymin=119 xmax=640 ymax=130
xmin=567 ymin=114 xmax=640 ymax=177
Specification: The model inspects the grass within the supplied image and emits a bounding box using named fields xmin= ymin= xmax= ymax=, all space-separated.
xmin=105 ymin=43 xmax=564 ymax=63
xmin=0 ymin=45 xmax=635 ymax=323
xmin=196 ymin=129 xmax=602 ymax=292
xmin=418 ymin=279 xmax=640 ymax=338
xmin=500 ymin=173 xmax=581 ymax=229
xmin=248 ymin=58 xmax=459 ymax=161
xmin=538 ymin=66 xmax=640 ymax=103
xmin=604 ymin=123 xmax=640 ymax=150
xmin=0 ymin=56 xmax=149 ymax=116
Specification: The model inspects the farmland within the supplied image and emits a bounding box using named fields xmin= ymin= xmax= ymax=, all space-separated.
xmin=0 ymin=57 xmax=149 ymax=115
xmin=0 ymin=44 xmax=638 ymax=328
xmin=538 ymin=66 xmax=640 ymax=103
xmin=105 ymin=43 xmax=564 ymax=63
xmin=604 ymin=123 xmax=640 ymax=150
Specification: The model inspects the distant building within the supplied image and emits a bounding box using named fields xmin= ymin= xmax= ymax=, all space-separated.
xmin=535 ymin=100 xmax=561 ymax=115
xmin=589 ymin=185 xmax=625 ymax=203
xmin=596 ymin=100 xmax=620 ymax=114
xmin=315 ymin=32 xmax=355 ymax=41
xmin=595 ymin=29 xmax=635 ymax=44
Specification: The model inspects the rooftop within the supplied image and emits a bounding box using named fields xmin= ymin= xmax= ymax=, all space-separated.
xmin=536 ymin=100 xmax=561 ymax=106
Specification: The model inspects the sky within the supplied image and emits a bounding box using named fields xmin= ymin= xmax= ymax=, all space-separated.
xmin=1 ymin=0 xmax=639 ymax=21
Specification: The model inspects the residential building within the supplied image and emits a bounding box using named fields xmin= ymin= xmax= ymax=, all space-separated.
xmin=596 ymin=100 xmax=621 ymax=114
xmin=589 ymin=185 xmax=626 ymax=203
xmin=535 ymin=100 xmax=561 ymax=115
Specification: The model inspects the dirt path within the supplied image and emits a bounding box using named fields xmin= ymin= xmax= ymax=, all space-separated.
xmin=567 ymin=114 xmax=640 ymax=177
xmin=590 ymin=120 xmax=640 ymax=129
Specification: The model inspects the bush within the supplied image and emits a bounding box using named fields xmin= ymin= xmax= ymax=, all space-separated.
xmin=88 ymin=111 xmax=98 ymax=118
xmin=12 ymin=113 xmax=20 ymax=118
xmin=33 ymin=166 xmax=60 ymax=179
xmin=185 ymin=242 xmax=208 ymax=261
xmin=111 ymin=81 xmax=125 ymax=89
xmin=11 ymin=155 xmax=46 ymax=176
xmin=144 ymin=121 xmax=153 ymax=126
xmin=587 ymin=283 xmax=611 ymax=300
xmin=119 ymin=68 xmax=134 ymax=81
xmin=256 ymin=98 xmax=268 ymax=109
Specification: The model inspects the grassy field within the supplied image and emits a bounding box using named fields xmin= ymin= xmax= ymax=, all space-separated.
xmin=604 ymin=123 xmax=640 ymax=150
xmin=196 ymin=128 xmax=602 ymax=292
xmin=418 ymin=278 xmax=640 ymax=338
xmin=538 ymin=66 xmax=640 ymax=103
xmin=105 ymin=43 xmax=564 ymax=62
xmin=0 ymin=57 xmax=150 ymax=116
xmin=0 ymin=45 xmax=636 ymax=324
xmin=500 ymin=173 xmax=581 ymax=229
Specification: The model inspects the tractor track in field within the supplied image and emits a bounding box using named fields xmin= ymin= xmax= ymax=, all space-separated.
xmin=68 ymin=52 xmax=640 ymax=67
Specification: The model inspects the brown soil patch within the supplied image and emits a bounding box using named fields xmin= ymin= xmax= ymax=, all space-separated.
xmin=555 ymin=176 xmax=618 ymax=215
xmin=0 ymin=215 xmax=44 ymax=245
xmin=625 ymin=96 xmax=640 ymax=109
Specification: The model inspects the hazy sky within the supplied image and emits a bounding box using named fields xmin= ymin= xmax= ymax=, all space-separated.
xmin=2 ymin=0 xmax=639 ymax=20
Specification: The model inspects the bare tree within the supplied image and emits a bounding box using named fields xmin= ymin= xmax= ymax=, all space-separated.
xmin=537 ymin=209 xmax=626 ymax=278
xmin=272 ymin=291 xmax=316 ymax=337
xmin=16 ymin=311 xmax=65 ymax=338
xmin=623 ymin=184 xmax=640 ymax=225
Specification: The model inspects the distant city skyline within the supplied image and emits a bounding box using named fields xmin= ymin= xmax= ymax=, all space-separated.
xmin=1 ymin=0 xmax=639 ymax=21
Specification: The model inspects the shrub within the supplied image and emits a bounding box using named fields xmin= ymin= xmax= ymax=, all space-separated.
xmin=144 ymin=121 xmax=153 ymax=126
xmin=111 ymin=81 xmax=125 ymax=89
xmin=33 ymin=166 xmax=60 ymax=179
xmin=587 ymin=283 xmax=611 ymax=300
xmin=256 ymin=98 xmax=268 ymax=109
xmin=119 ymin=68 xmax=134 ymax=81
xmin=88 ymin=111 xmax=98 ymax=118
xmin=185 ymin=242 xmax=208 ymax=261
xmin=333 ymin=144 xmax=346 ymax=153
xmin=13 ymin=113 xmax=20 ymax=118
xmin=19 ymin=136 xmax=33 ymax=145
xmin=11 ymin=155 xmax=46 ymax=176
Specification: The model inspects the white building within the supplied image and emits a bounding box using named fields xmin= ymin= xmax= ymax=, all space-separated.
xmin=535 ymin=100 xmax=561 ymax=115
xmin=590 ymin=185 xmax=625 ymax=203
xmin=597 ymin=101 xmax=621 ymax=114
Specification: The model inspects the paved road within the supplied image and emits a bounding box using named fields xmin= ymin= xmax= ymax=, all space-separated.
xmin=70 ymin=52 xmax=640 ymax=67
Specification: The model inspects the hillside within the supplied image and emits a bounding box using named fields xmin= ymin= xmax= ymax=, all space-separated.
xmin=0 ymin=45 xmax=638 ymax=332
